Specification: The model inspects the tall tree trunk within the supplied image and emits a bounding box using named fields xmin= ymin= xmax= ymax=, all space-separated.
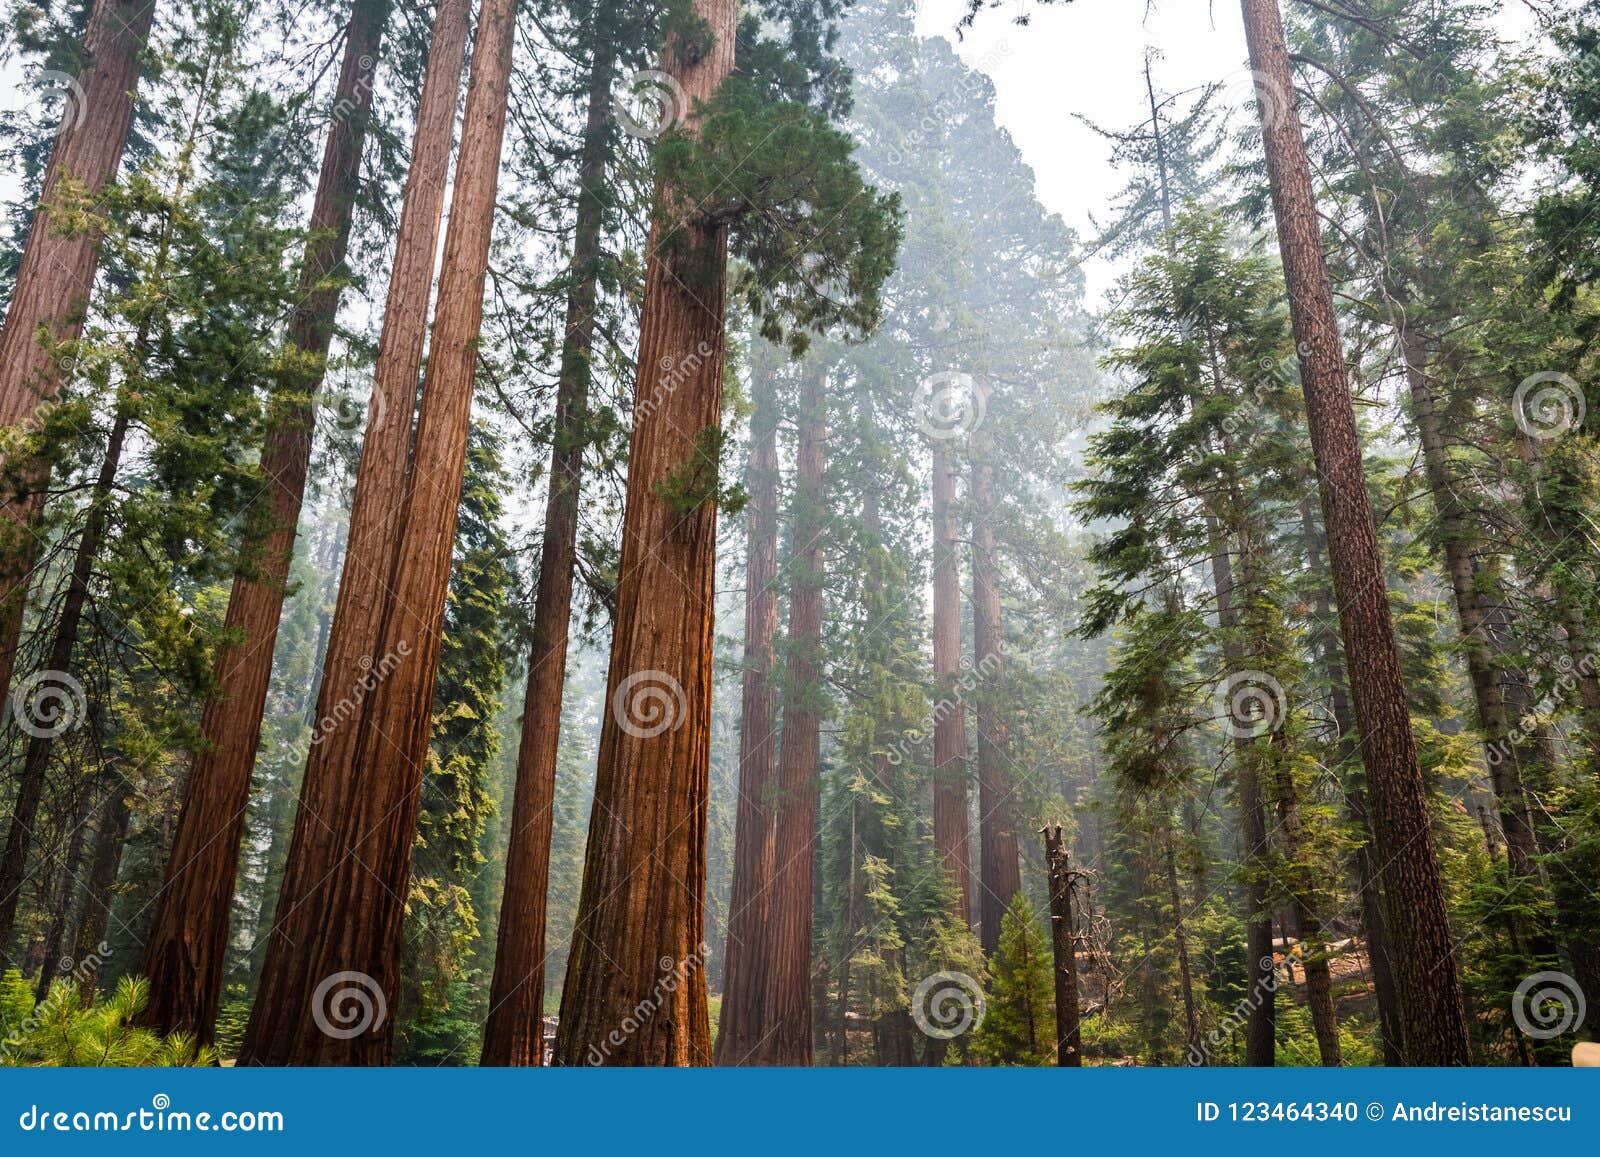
xmin=1402 ymin=330 xmax=1544 ymax=876
xmin=1301 ymin=498 xmax=1405 ymax=1064
xmin=713 ymin=368 xmax=781 ymax=1066
xmin=1239 ymin=0 xmax=1469 ymax=1065
xmin=753 ymin=364 xmax=826 ymax=1066
xmin=1162 ymin=815 xmax=1201 ymax=1064
xmin=0 ymin=407 xmax=130 ymax=948
xmin=239 ymin=0 xmax=514 ymax=1067
xmin=0 ymin=0 xmax=158 ymax=711
xmin=140 ymin=0 xmax=396 ymax=1045
xmin=930 ymin=445 xmax=972 ymax=925
xmin=1044 ymin=826 xmax=1083 ymax=1066
xmin=73 ymin=790 xmax=128 ymax=1005
xmin=247 ymin=0 xmax=467 ymax=1013
xmin=1208 ymin=527 xmax=1276 ymax=1066
xmin=32 ymin=790 xmax=92 ymax=1003
xmin=482 ymin=7 xmax=617 ymax=1066
xmin=550 ymin=0 xmax=736 ymax=1068
xmin=970 ymin=393 xmax=1019 ymax=954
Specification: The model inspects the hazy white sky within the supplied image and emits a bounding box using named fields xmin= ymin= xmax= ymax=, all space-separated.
xmin=911 ymin=0 xmax=1539 ymax=301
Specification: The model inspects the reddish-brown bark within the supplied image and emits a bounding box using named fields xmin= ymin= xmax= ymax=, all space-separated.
xmin=0 ymin=0 xmax=158 ymax=741
xmin=551 ymin=0 xmax=737 ymax=1068
xmin=1241 ymin=0 xmax=1469 ymax=1064
xmin=929 ymin=445 xmax=971 ymax=926
xmin=971 ymin=405 xmax=1019 ymax=955
xmin=753 ymin=364 xmax=826 ymax=1067
xmin=712 ymin=368 xmax=782 ymax=1066
xmin=481 ymin=8 xmax=618 ymax=1067
xmin=139 ymin=0 xmax=395 ymax=1044
xmin=238 ymin=0 xmax=515 ymax=1067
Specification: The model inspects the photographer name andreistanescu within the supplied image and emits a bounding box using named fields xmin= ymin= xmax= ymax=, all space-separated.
xmin=1387 ymin=1102 xmax=1573 ymax=1124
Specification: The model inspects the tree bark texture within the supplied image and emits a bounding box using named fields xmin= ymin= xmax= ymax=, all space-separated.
xmin=482 ymin=5 xmax=618 ymax=1066
xmin=239 ymin=0 xmax=510 ymax=1066
xmin=1240 ymin=0 xmax=1470 ymax=1065
xmin=930 ymin=445 xmax=972 ymax=928
xmin=141 ymin=0 xmax=396 ymax=1045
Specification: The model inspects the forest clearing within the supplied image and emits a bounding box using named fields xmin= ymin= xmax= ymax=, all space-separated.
xmin=0 ymin=0 xmax=1598 ymax=1073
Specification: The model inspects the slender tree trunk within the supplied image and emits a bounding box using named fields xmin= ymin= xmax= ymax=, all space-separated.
xmin=753 ymin=364 xmax=826 ymax=1066
xmin=713 ymin=369 xmax=782 ymax=1066
xmin=249 ymin=0 xmax=467 ymax=1007
xmin=1403 ymin=330 xmax=1543 ymax=876
xmin=239 ymin=0 xmax=514 ymax=1067
xmin=550 ymin=0 xmax=736 ymax=1068
xmin=971 ymin=392 xmax=1019 ymax=954
xmin=1270 ymin=759 xmax=1342 ymax=1066
xmin=930 ymin=445 xmax=972 ymax=925
xmin=0 ymin=407 xmax=130 ymax=948
xmin=0 ymin=0 xmax=158 ymax=711
xmin=73 ymin=790 xmax=128 ymax=1005
xmin=140 ymin=0 xmax=396 ymax=1045
xmin=1240 ymin=0 xmax=1469 ymax=1065
xmin=482 ymin=9 xmax=617 ymax=1066
xmin=1208 ymin=527 xmax=1276 ymax=1066
xmin=33 ymin=790 xmax=92 ymax=1003
xmin=1044 ymin=826 xmax=1083 ymax=1066
xmin=1162 ymin=815 xmax=1201 ymax=1064
xmin=1301 ymin=498 xmax=1404 ymax=1064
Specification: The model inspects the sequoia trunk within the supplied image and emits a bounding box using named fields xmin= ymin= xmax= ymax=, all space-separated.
xmin=239 ymin=0 xmax=511 ymax=1066
xmin=1240 ymin=0 xmax=1470 ymax=1064
xmin=713 ymin=367 xmax=782 ymax=1066
xmin=482 ymin=6 xmax=618 ymax=1066
xmin=550 ymin=0 xmax=736 ymax=1068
